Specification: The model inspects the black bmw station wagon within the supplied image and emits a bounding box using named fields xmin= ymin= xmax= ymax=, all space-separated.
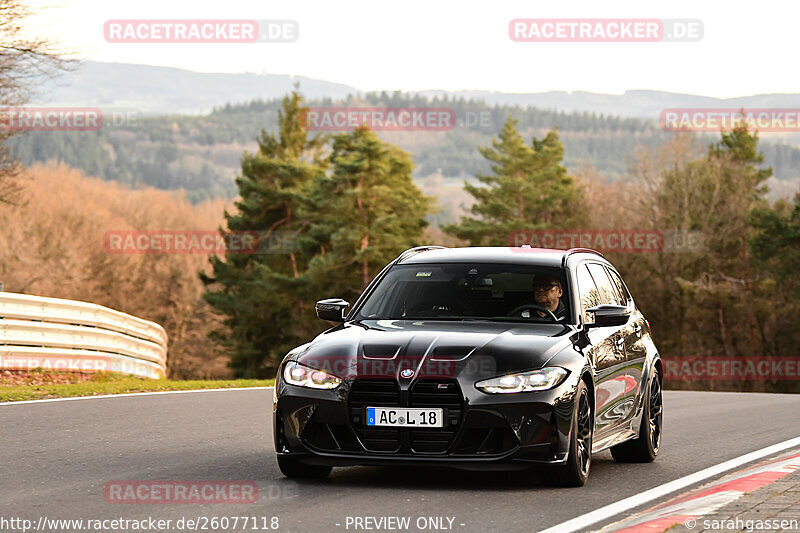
xmin=273 ymin=246 xmax=663 ymax=486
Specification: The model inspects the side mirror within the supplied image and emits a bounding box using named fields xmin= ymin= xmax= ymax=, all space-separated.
xmin=586 ymin=304 xmax=630 ymax=328
xmin=315 ymin=298 xmax=350 ymax=323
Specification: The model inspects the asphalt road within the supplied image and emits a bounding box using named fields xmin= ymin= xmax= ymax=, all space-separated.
xmin=1 ymin=390 xmax=799 ymax=533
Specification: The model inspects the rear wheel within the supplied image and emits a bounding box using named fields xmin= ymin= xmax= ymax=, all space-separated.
xmin=611 ymin=372 xmax=662 ymax=463
xmin=276 ymin=455 xmax=333 ymax=479
xmin=543 ymin=380 xmax=593 ymax=487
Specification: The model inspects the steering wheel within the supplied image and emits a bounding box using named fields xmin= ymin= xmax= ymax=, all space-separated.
xmin=506 ymin=304 xmax=558 ymax=322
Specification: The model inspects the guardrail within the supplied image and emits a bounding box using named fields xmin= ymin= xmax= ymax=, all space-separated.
xmin=0 ymin=292 xmax=168 ymax=379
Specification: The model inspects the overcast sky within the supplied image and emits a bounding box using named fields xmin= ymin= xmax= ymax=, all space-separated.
xmin=27 ymin=0 xmax=797 ymax=98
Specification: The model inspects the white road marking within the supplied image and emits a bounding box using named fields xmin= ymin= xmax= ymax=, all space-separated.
xmin=599 ymin=453 xmax=800 ymax=531
xmin=0 ymin=386 xmax=274 ymax=405
xmin=537 ymin=436 xmax=800 ymax=533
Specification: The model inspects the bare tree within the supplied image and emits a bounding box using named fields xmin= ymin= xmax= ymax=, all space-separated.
xmin=0 ymin=0 xmax=73 ymax=204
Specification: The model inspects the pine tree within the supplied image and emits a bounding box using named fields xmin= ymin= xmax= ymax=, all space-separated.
xmin=750 ymin=195 xmax=800 ymax=296
xmin=201 ymin=91 xmax=327 ymax=377
xmin=445 ymin=116 xmax=585 ymax=245
xmin=306 ymin=126 xmax=431 ymax=302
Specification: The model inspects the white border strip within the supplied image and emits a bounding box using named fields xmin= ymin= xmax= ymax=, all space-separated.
xmin=0 ymin=386 xmax=274 ymax=406
xmin=538 ymin=435 xmax=800 ymax=533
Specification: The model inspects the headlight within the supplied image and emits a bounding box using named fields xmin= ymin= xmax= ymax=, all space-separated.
xmin=475 ymin=367 xmax=568 ymax=393
xmin=283 ymin=361 xmax=342 ymax=390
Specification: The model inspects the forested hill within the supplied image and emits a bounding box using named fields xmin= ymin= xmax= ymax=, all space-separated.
xmin=9 ymin=93 xmax=800 ymax=208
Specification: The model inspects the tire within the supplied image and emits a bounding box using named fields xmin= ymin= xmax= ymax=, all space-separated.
xmin=542 ymin=379 xmax=593 ymax=487
xmin=277 ymin=455 xmax=333 ymax=479
xmin=611 ymin=372 xmax=662 ymax=463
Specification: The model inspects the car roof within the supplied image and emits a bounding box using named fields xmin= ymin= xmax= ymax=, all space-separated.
xmin=397 ymin=246 xmax=606 ymax=268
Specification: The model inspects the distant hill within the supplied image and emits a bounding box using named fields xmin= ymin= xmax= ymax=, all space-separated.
xmin=416 ymin=89 xmax=800 ymax=122
xmin=9 ymin=93 xmax=800 ymax=225
xmin=36 ymin=62 xmax=800 ymax=133
xmin=13 ymin=63 xmax=800 ymax=223
xmin=37 ymin=62 xmax=359 ymax=115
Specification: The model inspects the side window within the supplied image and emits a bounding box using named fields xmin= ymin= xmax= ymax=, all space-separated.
xmin=605 ymin=267 xmax=631 ymax=306
xmin=576 ymin=264 xmax=601 ymax=322
xmin=587 ymin=263 xmax=623 ymax=306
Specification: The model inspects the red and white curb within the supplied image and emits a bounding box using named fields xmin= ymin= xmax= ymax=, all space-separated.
xmin=599 ymin=451 xmax=800 ymax=532
xmin=538 ymin=437 xmax=800 ymax=533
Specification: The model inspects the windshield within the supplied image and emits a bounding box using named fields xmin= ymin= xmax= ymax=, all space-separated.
xmin=354 ymin=263 xmax=572 ymax=323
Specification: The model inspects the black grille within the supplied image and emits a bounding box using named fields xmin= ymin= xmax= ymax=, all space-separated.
xmin=409 ymin=380 xmax=462 ymax=453
xmin=348 ymin=378 xmax=464 ymax=454
xmin=349 ymin=380 xmax=402 ymax=452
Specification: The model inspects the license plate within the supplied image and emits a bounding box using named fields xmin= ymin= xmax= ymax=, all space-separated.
xmin=366 ymin=407 xmax=444 ymax=428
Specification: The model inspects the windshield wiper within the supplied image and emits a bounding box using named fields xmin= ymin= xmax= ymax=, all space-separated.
xmin=359 ymin=316 xmax=465 ymax=321
xmin=482 ymin=316 xmax=559 ymax=323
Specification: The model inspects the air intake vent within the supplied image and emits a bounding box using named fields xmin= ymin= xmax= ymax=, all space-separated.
xmin=361 ymin=344 xmax=401 ymax=358
xmin=431 ymin=346 xmax=474 ymax=360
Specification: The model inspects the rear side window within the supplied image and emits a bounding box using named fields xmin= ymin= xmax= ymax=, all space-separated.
xmin=587 ymin=263 xmax=624 ymax=306
xmin=576 ymin=264 xmax=601 ymax=322
xmin=606 ymin=267 xmax=631 ymax=305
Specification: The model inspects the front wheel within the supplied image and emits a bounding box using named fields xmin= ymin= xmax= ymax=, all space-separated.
xmin=542 ymin=380 xmax=593 ymax=487
xmin=611 ymin=372 xmax=662 ymax=463
xmin=276 ymin=455 xmax=333 ymax=479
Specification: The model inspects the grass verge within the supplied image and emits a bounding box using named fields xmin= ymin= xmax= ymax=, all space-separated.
xmin=0 ymin=371 xmax=274 ymax=402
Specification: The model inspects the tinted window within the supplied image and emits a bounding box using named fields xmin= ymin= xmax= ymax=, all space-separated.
xmin=587 ymin=263 xmax=623 ymax=306
xmin=355 ymin=263 xmax=571 ymax=323
xmin=576 ymin=264 xmax=601 ymax=322
xmin=606 ymin=267 xmax=631 ymax=304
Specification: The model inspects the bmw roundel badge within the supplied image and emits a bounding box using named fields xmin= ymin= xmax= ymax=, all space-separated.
xmin=400 ymin=369 xmax=414 ymax=379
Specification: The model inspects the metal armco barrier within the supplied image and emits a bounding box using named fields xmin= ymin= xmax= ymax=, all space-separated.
xmin=0 ymin=292 xmax=168 ymax=379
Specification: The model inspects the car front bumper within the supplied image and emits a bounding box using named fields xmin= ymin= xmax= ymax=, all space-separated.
xmin=273 ymin=372 xmax=581 ymax=471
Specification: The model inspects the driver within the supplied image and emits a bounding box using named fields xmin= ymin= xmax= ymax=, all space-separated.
xmin=532 ymin=275 xmax=567 ymax=321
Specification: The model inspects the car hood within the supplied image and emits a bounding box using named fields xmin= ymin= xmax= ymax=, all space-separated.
xmin=290 ymin=319 xmax=578 ymax=381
